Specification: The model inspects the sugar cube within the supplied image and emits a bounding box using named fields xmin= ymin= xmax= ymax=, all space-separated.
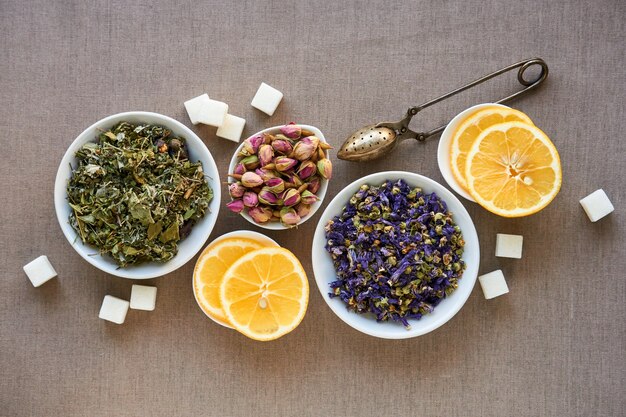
xmin=495 ymin=233 xmax=523 ymax=259
xmin=196 ymin=99 xmax=229 ymax=127
xmin=216 ymin=114 xmax=246 ymax=142
xmin=130 ymin=285 xmax=157 ymax=311
xmin=251 ymin=82 xmax=283 ymax=116
xmin=98 ymin=295 xmax=130 ymax=324
xmin=184 ymin=94 xmax=211 ymax=125
xmin=23 ymin=255 xmax=57 ymax=287
xmin=580 ymin=189 xmax=614 ymax=222
xmin=478 ymin=270 xmax=509 ymax=299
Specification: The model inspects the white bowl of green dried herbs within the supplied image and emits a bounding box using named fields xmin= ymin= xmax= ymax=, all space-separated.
xmin=311 ymin=171 xmax=480 ymax=339
xmin=54 ymin=111 xmax=221 ymax=279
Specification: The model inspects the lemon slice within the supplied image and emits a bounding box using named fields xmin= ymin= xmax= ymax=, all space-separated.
xmin=465 ymin=121 xmax=562 ymax=217
xmin=193 ymin=238 xmax=267 ymax=326
xmin=450 ymin=106 xmax=534 ymax=191
xmin=220 ymin=247 xmax=309 ymax=341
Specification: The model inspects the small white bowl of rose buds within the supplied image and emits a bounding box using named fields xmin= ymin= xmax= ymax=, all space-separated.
xmin=226 ymin=123 xmax=332 ymax=229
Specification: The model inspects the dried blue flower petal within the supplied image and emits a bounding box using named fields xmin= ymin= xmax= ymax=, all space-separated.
xmin=325 ymin=179 xmax=466 ymax=329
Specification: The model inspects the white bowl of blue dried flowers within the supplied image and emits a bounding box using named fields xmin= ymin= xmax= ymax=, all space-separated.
xmin=54 ymin=111 xmax=221 ymax=279
xmin=311 ymin=171 xmax=480 ymax=339
xmin=226 ymin=124 xmax=331 ymax=229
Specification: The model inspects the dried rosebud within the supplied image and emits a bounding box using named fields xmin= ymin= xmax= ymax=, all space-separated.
xmin=274 ymin=157 xmax=298 ymax=172
xmin=317 ymin=158 xmax=333 ymax=179
xmin=295 ymin=203 xmax=311 ymax=217
xmin=258 ymin=144 xmax=274 ymax=167
xmin=258 ymin=187 xmax=280 ymax=205
xmin=283 ymin=188 xmax=301 ymax=207
xmin=226 ymin=199 xmax=245 ymax=213
xmin=266 ymin=177 xmax=285 ymax=194
xmin=284 ymin=173 xmax=303 ymax=188
xmin=255 ymin=168 xmax=278 ymax=181
xmin=280 ymin=207 xmax=301 ymax=226
xmin=271 ymin=139 xmax=293 ymax=155
xmin=233 ymin=162 xmax=246 ymax=175
xmin=300 ymin=190 xmax=318 ymax=205
xmin=280 ymin=123 xmax=302 ymax=139
xmin=291 ymin=139 xmax=317 ymax=161
xmin=248 ymin=206 xmax=273 ymax=224
xmin=243 ymin=191 xmax=259 ymax=207
xmin=307 ymin=176 xmax=321 ymax=194
xmin=240 ymin=155 xmax=260 ymax=170
xmin=296 ymin=160 xmax=316 ymax=180
xmin=228 ymin=182 xmax=245 ymax=198
xmin=303 ymin=136 xmax=320 ymax=149
xmin=241 ymin=171 xmax=263 ymax=188
xmin=242 ymin=134 xmax=263 ymax=155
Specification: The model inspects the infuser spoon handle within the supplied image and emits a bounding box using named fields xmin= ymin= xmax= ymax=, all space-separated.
xmin=396 ymin=57 xmax=549 ymax=142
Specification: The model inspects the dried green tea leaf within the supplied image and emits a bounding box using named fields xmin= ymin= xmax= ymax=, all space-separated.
xmin=124 ymin=246 xmax=140 ymax=256
xmin=77 ymin=214 xmax=96 ymax=224
xmin=129 ymin=199 xmax=154 ymax=226
xmin=147 ymin=221 xmax=163 ymax=241
xmin=160 ymin=222 xmax=179 ymax=243
xmin=183 ymin=208 xmax=195 ymax=220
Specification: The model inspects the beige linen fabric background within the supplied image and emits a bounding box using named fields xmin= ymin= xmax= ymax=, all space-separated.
xmin=1 ymin=0 xmax=625 ymax=416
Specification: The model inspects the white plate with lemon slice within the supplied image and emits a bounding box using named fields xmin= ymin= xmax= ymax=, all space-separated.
xmin=193 ymin=230 xmax=278 ymax=328
xmin=438 ymin=103 xmax=561 ymax=217
xmin=193 ymin=230 xmax=309 ymax=341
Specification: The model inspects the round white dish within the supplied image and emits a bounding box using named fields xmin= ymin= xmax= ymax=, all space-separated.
xmin=227 ymin=124 xmax=329 ymax=230
xmin=192 ymin=230 xmax=279 ymax=329
xmin=54 ymin=111 xmax=221 ymax=279
xmin=311 ymin=171 xmax=480 ymax=339
xmin=437 ymin=103 xmax=510 ymax=201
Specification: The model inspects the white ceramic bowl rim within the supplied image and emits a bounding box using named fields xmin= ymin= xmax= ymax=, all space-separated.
xmin=311 ymin=171 xmax=480 ymax=339
xmin=227 ymin=124 xmax=329 ymax=230
xmin=54 ymin=111 xmax=221 ymax=279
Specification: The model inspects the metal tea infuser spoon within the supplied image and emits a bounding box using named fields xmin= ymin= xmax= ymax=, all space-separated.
xmin=337 ymin=57 xmax=548 ymax=162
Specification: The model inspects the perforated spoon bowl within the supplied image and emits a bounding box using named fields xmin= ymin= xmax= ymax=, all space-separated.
xmin=337 ymin=58 xmax=549 ymax=162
